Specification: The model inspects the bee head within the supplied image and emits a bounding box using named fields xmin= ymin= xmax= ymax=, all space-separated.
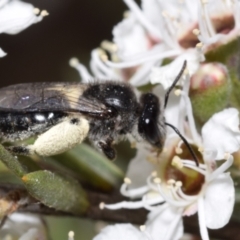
xmin=138 ymin=93 xmax=165 ymax=149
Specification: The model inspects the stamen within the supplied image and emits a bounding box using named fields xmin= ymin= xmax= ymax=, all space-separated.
xmin=175 ymin=181 xmax=183 ymax=188
xmin=167 ymin=179 xmax=176 ymax=185
xmin=196 ymin=42 xmax=204 ymax=49
xmin=193 ymin=28 xmax=200 ymax=36
xmin=198 ymin=146 xmax=204 ymax=153
xmin=124 ymin=177 xmax=132 ymax=185
xmin=91 ymin=49 xmax=117 ymax=77
xmin=123 ymin=10 xmax=130 ymax=18
xmin=99 ymin=202 xmax=105 ymax=210
xmin=151 ymin=171 xmax=157 ymax=177
xmin=182 ymin=162 xmax=206 ymax=175
xmin=104 ymin=199 xmax=150 ymax=210
xmin=209 ymin=154 xmax=233 ymax=181
xmin=140 ymin=225 xmax=146 ymax=231
xmin=172 ymin=155 xmax=184 ymax=169
xmin=41 ymin=10 xmax=49 ymax=17
xmin=98 ymin=49 xmax=108 ymax=62
xmin=224 ymin=152 xmax=230 ymax=160
xmin=147 ymin=175 xmax=160 ymax=191
xmin=174 ymin=89 xmax=182 ymax=96
xmin=68 ymin=231 xmax=75 ymax=240
xmin=156 ymin=184 xmax=190 ymax=207
xmin=33 ymin=8 xmax=40 ymax=15
xmin=69 ymin=58 xmax=79 ymax=67
xmin=105 ymin=49 xmax=182 ymax=69
xmin=178 ymin=187 xmax=199 ymax=201
xmin=100 ymin=40 xmax=118 ymax=53
xmin=69 ymin=58 xmax=93 ymax=81
xmin=175 ymin=146 xmax=183 ymax=154
xmin=153 ymin=177 xmax=161 ymax=184
xmin=120 ymin=183 xmax=149 ymax=198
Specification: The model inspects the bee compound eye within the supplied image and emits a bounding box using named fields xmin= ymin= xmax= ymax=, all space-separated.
xmin=138 ymin=93 xmax=163 ymax=148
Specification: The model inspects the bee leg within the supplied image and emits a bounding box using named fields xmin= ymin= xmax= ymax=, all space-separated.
xmin=7 ymin=117 xmax=90 ymax=157
xmin=6 ymin=145 xmax=32 ymax=156
xmin=98 ymin=139 xmax=116 ymax=160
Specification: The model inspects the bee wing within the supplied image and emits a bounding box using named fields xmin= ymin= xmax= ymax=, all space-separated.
xmin=0 ymin=82 xmax=110 ymax=117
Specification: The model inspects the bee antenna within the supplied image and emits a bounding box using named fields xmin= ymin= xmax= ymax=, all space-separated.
xmin=164 ymin=60 xmax=187 ymax=109
xmin=165 ymin=122 xmax=199 ymax=166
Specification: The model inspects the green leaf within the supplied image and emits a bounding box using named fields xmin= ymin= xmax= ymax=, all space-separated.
xmin=22 ymin=170 xmax=89 ymax=214
xmin=0 ymin=144 xmax=40 ymax=177
xmin=51 ymin=143 xmax=124 ymax=191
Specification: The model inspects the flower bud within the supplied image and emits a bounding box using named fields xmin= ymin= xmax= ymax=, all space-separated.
xmin=190 ymin=63 xmax=231 ymax=126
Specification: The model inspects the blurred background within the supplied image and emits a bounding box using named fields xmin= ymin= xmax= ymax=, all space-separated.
xmin=0 ymin=0 xmax=133 ymax=239
xmin=0 ymin=0 xmax=129 ymax=87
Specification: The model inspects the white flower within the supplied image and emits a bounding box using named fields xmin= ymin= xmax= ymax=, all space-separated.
xmin=71 ymin=0 xmax=239 ymax=86
xmin=102 ymin=101 xmax=238 ymax=240
xmin=0 ymin=0 xmax=48 ymax=57
xmin=150 ymin=49 xmax=204 ymax=89
xmin=0 ymin=213 xmax=47 ymax=240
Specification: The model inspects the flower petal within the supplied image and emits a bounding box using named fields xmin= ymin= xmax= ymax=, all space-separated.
xmin=93 ymin=224 xmax=147 ymax=240
xmin=0 ymin=47 xmax=7 ymax=57
xmin=202 ymin=108 xmax=240 ymax=160
xmin=113 ymin=14 xmax=150 ymax=61
xmin=146 ymin=204 xmax=183 ymax=240
xmin=0 ymin=0 xmax=43 ymax=35
xmin=150 ymin=49 xmax=202 ymax=89
xmin=204 ymin=173 xmax=235 ymax=229
xmin=126 ymin=143 xmax=155 ymax=188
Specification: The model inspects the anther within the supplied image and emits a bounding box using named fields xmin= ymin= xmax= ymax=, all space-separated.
xmin=175 ymin=147 xmax=183 ymax=154
xmin=153 ymin=177 xmax=161 ymax=184
xmin=99 ymin=202 xmax=105 ymax=210
xmin=68 ymin=231 xmax=75 ymax=240
xmin=167 ymin=179 xmax=176 ymax=185
xmin=124 ymin=177 xmax=132 ymax=185
xmin=175 ymin=181 xmax=183 ymax=188
xmin=151 ymin=171 xmax=157 ymax=177
xmin=193 ymin=29 xmax=200 ymax=36
xmin=172 ymin=156 xmax=183 ymax=169
xmin=174 ymin=89 xmax=182 ymax=96
xmin=198 ymin=147 xmax=204 ymax=153
xmin=33 ymin=8 xmax=40 ymax=15
xmin=196 ymin=42 xmax=203 ymax=49
xmin=69 ymin=58 xmax=79 ymax=67
xmin=101 ymin=40 xmax=118 ymax=53
xmin=224 ymin=152 xmax=230 ymax=160
xmin=41 ymin=10 xmax=49 ymax=17
xmin=140 ymin=225 xmax=146 ymax=231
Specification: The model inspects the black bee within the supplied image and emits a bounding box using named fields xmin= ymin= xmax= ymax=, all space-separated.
xmin=0 ymin=61 xmax=198 ymax=164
